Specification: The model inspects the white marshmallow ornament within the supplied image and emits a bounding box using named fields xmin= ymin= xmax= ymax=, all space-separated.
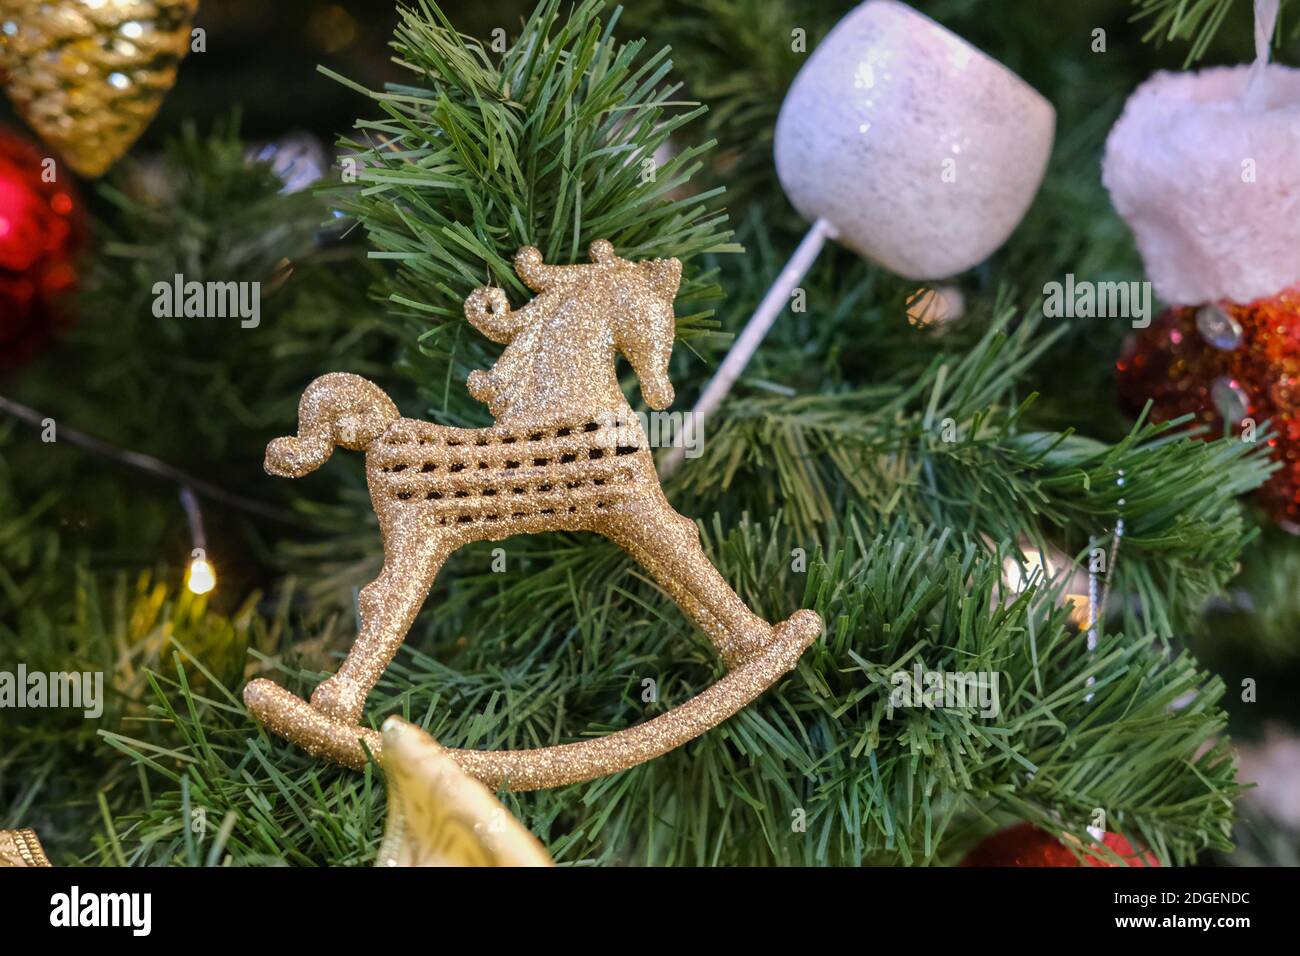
xmin=776 ymin=0 xmax=1055 ymax=278
xmin=1103 ymin=0 xmax=1300 ymax=306
xmin=665 ymin=0 xmax=1055 ymax=476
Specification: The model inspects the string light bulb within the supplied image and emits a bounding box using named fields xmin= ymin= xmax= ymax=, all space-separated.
xmin=186 ymin=550 xmax=216 ymax=595
xmin=1000 ymin=544 xmax=1053 ymax=593
xmin=179 ymin=487 xmax=214 ymax=595
xmin=997 ymin=539 xmax=1091 ymax=631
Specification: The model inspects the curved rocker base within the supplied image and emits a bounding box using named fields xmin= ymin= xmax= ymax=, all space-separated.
xmin=243 ymin=609 xmax=820 ymax=791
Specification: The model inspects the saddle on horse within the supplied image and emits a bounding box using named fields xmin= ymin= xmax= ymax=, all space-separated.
xmin=244 ymin=241 xmax=822 ymax=790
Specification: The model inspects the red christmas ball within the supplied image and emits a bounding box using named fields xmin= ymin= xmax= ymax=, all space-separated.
xmin=0 ymin=127 xmax=85 ymax=372
xmin=960 ymin=822 xmax=1159 ymax=867
xmin=1117 ymin=286 xmax=1300 ymax=527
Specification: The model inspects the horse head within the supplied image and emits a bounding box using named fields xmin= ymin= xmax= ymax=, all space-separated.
xmin=609 ymin=248 xmax=680 ymax=411
xmin=463 ymin=242 xmax=682 ymax=427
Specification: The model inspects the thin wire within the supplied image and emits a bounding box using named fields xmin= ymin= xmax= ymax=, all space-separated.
xmin=0 ymin=393 xmax=312 ymax=527
xmin=179 ymin=486 xmax=207 ymax=552
xmin=1085 ymin=470 xmax=1127 ymax=701
xmin=1097 ymin=470 xmax=1128 ymax=624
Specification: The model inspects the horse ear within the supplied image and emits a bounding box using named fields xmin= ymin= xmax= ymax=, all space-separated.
xmin=644 ymin=258 xmax=683 ymax=298
xmin=589 ymin=240 xmax=617 ymax=263
xmin=514 ymin=246 xmax=550 ymax=291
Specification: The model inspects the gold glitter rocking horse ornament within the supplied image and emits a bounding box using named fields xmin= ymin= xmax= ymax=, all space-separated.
xmin=244 ymin=241 xmax=823 ymax=790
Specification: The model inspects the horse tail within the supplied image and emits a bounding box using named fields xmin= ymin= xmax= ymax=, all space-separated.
xmin=265 ymin=373 xmax=399 ymax=478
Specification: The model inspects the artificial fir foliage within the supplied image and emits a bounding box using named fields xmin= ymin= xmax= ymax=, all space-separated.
xmin=1 ymin=0 xmax=1298 ymax=867
xmin=1131 ymin=0 xmax=1300 ymax=63
xmin=328 ymin=0 xmax=737 ymax=423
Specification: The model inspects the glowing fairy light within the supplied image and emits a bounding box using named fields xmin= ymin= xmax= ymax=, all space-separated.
xmin=186 ymin=554 xmax=216 ymax=595
xmin=180 ymin=487 xmax=215 ymax=595
xmin=998 ymin=539 xmax=1091 ymax=631
xmin=1001 ymin=544 xmax=1053 ymax=593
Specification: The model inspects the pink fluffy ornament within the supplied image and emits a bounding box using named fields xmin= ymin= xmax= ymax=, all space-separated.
xmin=1107 ymin=0 xmax=1300 ymax=527
xmin=1103 ymin=68 xmax=1300 ymax=307
xmin=1103 ymin=0 xmax=1298 ymax=304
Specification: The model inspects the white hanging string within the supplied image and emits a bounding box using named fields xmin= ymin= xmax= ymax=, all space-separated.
xmin=1244 ymin=0 xmax=1280 ymax=110
xmin=659 ymin=217 xmax=837 ymax=478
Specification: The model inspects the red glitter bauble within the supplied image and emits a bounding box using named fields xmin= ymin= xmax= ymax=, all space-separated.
xmin=960 ymin=823 xmax=1159 ymax=867
xmin=0 ymin=127 xmax=85 ymax=372
xmin=1117 ymin=285 xmax=1300 ymax=527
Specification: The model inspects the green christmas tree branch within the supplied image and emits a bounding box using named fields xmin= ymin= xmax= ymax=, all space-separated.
xmin=85 ymin=515 xmax=1238 ymax=865
xmin=1130 ymin=0 xmax=1298 ymax=64
xmin=325 ymin=0 xmax=737 ymax=419
xmin=5 ymin=0 xmax=1290 ymax=867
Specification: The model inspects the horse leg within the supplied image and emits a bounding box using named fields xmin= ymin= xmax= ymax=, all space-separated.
xmin=311 ymin=519 xmax=451 ymax=725
xmin=602 ymin=493 xmax=775 ymax=668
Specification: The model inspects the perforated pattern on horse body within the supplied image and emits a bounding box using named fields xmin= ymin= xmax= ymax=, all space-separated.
xmin=368 ymin=416 xmax=656 ymax=535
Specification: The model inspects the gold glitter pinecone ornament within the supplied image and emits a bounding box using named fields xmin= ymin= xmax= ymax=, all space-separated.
xmin=376 ymin=718 xmax=553 ymax=867
xmin=244 ymin=241 xmax=824 ymax=790
xmin=0 ymin=0 xmax=199 ymax=177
